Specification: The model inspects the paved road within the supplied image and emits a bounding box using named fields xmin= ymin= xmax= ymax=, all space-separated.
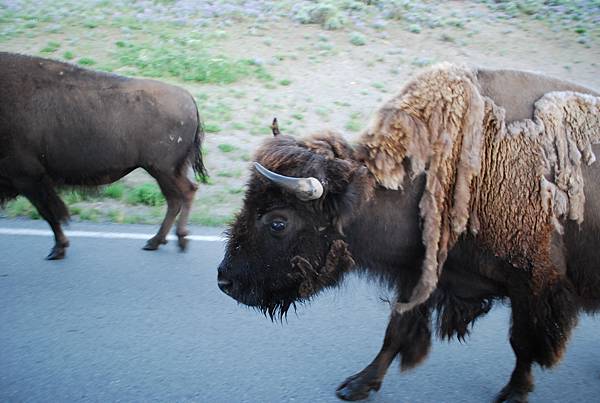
xmin=1 ymin=218 xmax=599 ymax=402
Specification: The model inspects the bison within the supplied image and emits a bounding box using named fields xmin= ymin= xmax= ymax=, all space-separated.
xmin=0 ymin=52 xmax=206 ymax=259
xmin=217 ymin=65 xmax=600 ymax=402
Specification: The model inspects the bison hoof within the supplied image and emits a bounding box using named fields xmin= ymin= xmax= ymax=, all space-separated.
xmin=143 ymin=237 xmax=167 ymax=251
xmin=177 ymin=236 xmax=189 ymax=252
xmin=46 ymin=246 xmax=66 ymax=260
xmin=494 ymin=385 xmax=530 ymax=403
xmin=336 ymin=372 xmax=381 ymax=401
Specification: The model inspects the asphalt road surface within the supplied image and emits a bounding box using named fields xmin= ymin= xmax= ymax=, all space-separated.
xmin=1 ymin=218 xmax=599 ymax=402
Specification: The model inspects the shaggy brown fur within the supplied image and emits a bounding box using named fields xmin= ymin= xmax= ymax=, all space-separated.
xmin=358 ymin=63 xmax=600 ymax=313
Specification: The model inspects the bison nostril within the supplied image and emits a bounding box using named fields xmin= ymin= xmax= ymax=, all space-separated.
xmin=217 ymin=271 xmax=233 ymax=293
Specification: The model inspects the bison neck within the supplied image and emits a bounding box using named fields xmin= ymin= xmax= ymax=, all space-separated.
xmin=344 ymin=175 xmax=426 ymax=285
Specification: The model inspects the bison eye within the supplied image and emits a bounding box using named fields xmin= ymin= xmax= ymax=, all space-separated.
xmin=270 ymin=219 xmax=287 ymax=233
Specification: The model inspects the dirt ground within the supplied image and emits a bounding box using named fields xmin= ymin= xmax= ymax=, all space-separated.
xmin=1 ymin=1 xmax=599 ymax=225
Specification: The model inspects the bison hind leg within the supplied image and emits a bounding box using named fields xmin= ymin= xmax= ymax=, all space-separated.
xmin=144 ymin=165 xmax=198 ymax=252
xmin=497 ymin=277 xmax=578 ymax=402
xmin=143 ymin=172 xmax=182 ymax=251
xmin=174 ymin=163 xmax=198 ymax=252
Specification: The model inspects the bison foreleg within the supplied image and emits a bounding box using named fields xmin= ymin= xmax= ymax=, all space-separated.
xmin=13 ymin=175 xmax=69 ymax=260
xmin=336 ymin=304 xmax=432 ymax=401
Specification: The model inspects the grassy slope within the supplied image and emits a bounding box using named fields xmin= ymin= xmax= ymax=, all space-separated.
xmin=1 ymin=0 xmax=598 ymax=226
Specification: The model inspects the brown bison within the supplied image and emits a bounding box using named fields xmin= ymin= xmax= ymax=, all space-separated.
xmin=217 ymin=65 xmax=600 ymax=402
xmin=0 ymin=52 xmax=206 ymax=259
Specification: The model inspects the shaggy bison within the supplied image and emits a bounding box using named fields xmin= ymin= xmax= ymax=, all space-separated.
xmin=0 ymin=52 xmax=206 ymax=259
xmin=218 ymin=65 xmax=600 ymax=401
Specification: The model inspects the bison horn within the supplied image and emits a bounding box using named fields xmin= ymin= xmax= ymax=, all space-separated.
xmin=254 ymin=162 xmax=324 ymax=201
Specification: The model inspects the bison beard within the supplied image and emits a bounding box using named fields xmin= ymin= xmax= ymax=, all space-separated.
xmin=218 ymin=64 xmax=600 ymax=401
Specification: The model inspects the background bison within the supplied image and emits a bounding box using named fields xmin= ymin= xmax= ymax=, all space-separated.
xmin=0 ymin=52 xmax=206 ymax=259
xmin=218 ymin=65 xmax=600 ymax=402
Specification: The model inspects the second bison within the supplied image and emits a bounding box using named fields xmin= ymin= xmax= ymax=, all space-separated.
xmin=0 ymin=52 xmax=206 ymax=259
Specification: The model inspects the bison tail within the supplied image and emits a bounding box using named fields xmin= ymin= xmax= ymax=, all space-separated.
xmin=190 ymin=98 xmax=208 ymax=183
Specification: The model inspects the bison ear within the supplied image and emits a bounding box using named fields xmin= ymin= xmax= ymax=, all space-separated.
xmin=270 ymin=118 xmax=281 ymax=137
xmin=325 ymin=163 xmax=372 ymax=235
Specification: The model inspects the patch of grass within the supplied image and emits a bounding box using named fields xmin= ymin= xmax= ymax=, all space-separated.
xmin=372 ymin=82 xmax=387 ymax=92
xmin=227 ymin=187 xmax=244 ymax=194
xmin=78 ymin=57 xmax=96 ymax=66
xmin=218 ymin=144 xmax=237 ymax=153
xmin=231 ymin=122 xmax=246 ymax=130
xmin=279 ymin=79 xmax=292 ymax=86
xmin=103 ymin=183 xmax=125 ymax=199
xmin=107 ymin=209 xmax=126 ymax=223
xmin=79 ymin=208 xmax=100 ymax=222
xmin=126 ymin=183 xmax=165 ymax=207
xmin=62 ymin=190 xmax=93 ymax=204
xmin=41 ymin=41 xmax=60 ymax=53
xmin=62 ymin=50 xmax=75 ymax=60
xmin=292 ymin=113 xmax=304 ymax=121
xmin=204 ymin=123 xmax=222 ymax=133
xmin=4 ymin=197 xmax=36 ymax=218
xmin=345 ymin=112 xmax=364 ymax=133
xmin=114 ymin=41 xmax=272 ymax=84
xmin=190 ymin=210 xmax=233 ymax=227
xmin=123 ymin=215 xmax=147 ymax=224
xmin=216 ymin=169 xmax=242 ymax=178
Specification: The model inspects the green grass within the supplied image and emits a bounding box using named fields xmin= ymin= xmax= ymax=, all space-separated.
xmin=63 ymin=50 xmax=75 ymax=60
xmin=78 ymin=208 xmax=101 ymax=222
xmin=3 ymin=197 xmax=39 ymax=219
xmin=126 ymin=183 xmax=165 ymax=207
xmin=217 ymin=144 xmax=237 ymax=153
xmin=190 ymin=210 xmax=233 ymax=226
xmin=40 ymin=41 xmax=61 ymax=53
xmin=216 ymin=169 xmax=242 ymax=178
xmin=103 ymin=183 xmax=125 ymax=199
xmin=114 ymin=41 xmax=272 ymax=84
xmin=204 ymin=123 xmax=222 ymax=133
xmin=106 ymin=209 xmax=126 ymax=223
xmin=279 ymin=79 xmax=292 ymax=86
xmin=78 ymin=57 xmax=96 ymax=66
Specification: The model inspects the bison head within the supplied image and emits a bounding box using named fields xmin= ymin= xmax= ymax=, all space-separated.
xmin=217 ymin=132 xmax=373 ymax=319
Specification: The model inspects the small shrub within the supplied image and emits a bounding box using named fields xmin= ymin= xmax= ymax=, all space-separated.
xmin=63 ymin=50 xmax=75 ymax=60
xmin=350 ymin=32 xmax=366 ymax=46
xmin=279 ymin=79 xmax=292 ymax=86
xmin=408 ymin=24 xmax=421 ymax=34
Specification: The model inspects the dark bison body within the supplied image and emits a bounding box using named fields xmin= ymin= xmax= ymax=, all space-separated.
xmin=0 ymin=52 xmax=205 ymax=259
xmin=218 ymin=69 xmax=600 ymax=402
